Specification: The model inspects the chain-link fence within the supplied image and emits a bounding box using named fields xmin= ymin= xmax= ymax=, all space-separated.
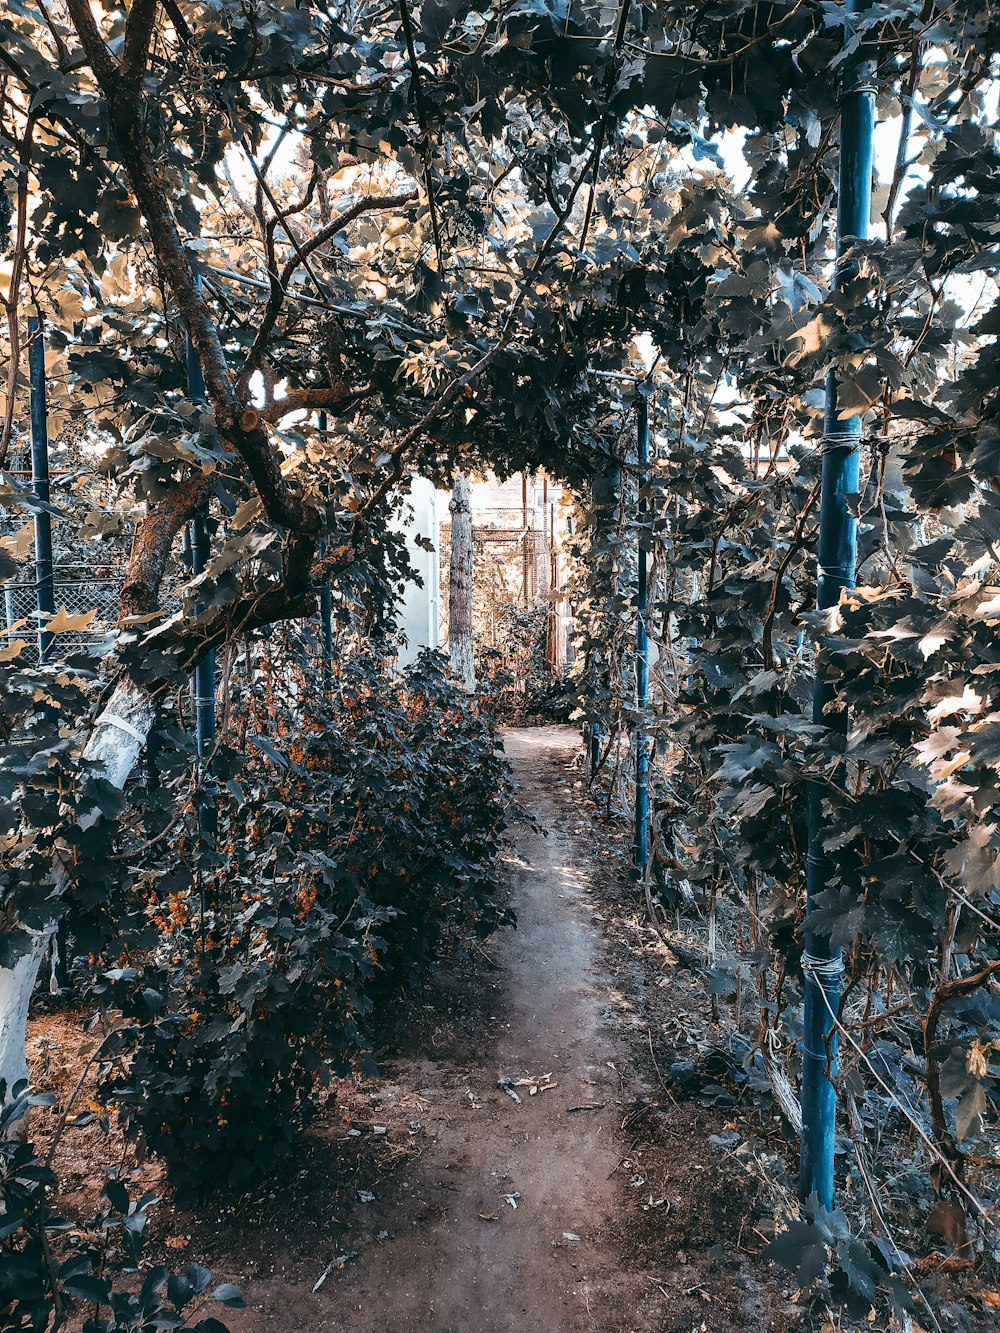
xmin=1 ymin=445 xmax=125 ymax=665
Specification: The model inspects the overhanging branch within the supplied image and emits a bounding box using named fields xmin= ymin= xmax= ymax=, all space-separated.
xmin=64 ymin=0 xmax=319 ymax=537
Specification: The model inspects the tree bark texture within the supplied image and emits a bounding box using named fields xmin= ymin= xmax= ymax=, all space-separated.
xmin=448 ymin=474 xmax=475 ymax=693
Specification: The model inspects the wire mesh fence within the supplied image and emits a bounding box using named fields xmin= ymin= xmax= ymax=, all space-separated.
xmin=2 ymin=445 xmax=125 ymax=665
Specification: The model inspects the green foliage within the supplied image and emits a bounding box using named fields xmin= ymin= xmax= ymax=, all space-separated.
xmin=478 ymin=604 xmax=569 ymax=722
xmin=0 ymin=1085 xmax=241 ymax=1332
xmin=1 ymin=0 xmax=1000 ymax=1320
xmin=90 ymin=648 xmax=515 ymax=1193
xmin=551 ymin=9 xmax=1000 ymax=1320
xmin=767 ymin=1196 xmax=916 ymax=1322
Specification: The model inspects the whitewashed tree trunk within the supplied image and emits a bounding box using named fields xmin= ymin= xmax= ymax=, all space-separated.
xmin=0 ymin=676 xmax=156 ymax=1105
xmin=0 ymin=931 xmax=49 ymax=1100
xmin=448 ymin=473 xmax=475 ymax=693
xmin=78 ymin=677 xmax=158 ymax=823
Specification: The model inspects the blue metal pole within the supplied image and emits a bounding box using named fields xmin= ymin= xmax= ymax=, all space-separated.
xmin=317 ymin=411 xmax=334 ymax=692
xmin=29 ymin=316 xmax=68 ymax=989
xmin=800 ymin=0 xmax=875 ymax=1208
xmin=588 ymin=457 xmax=622 ymax=781
xmin=186 ymin=325 xmax=217 ymax=836
xmin=28 ymin=318 xmax=55 ymax=663
xmin=634 ymin=395 xmax=650 ymax=876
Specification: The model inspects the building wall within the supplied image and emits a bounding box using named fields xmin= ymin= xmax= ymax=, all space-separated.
xmin=392 ymin=476 xmax=441 ymax=668
xmin=392 ymin=470 xmax=573 ymax=677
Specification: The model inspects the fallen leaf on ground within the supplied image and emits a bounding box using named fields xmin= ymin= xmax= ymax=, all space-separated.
xmin=312 ymin=1252 xmax=358 ymax=1293
xmin=515 ymin=1073 xmax=557 ymax=1095
xmin=498 ymin=1076 xmax=522 ymax=1103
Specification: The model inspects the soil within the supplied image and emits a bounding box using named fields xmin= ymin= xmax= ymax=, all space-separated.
xmin=31 ymin=725 xmax=795 ymax=1333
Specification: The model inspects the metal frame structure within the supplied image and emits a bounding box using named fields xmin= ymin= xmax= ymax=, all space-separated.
xmin=800 ymin=0 xmax=875 ymax=1208
xmin=28 ymin=318 xmax=55 ymax=663
xmin=634 ymin=395 xmax=650 ymax=876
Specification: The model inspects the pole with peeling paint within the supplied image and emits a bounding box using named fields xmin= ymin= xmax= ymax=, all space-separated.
xmin=634 ymin=394 xmax=650 ymax=876
xmin=186 ymin=324 xmax=217 ymax=838
xmin=317 ymin=411 xmax=334 ymax=691
xmin=800 ymin=0 xmax=875 ymax=1208
xmin=28 ymin=318 xmax=55 ymax=664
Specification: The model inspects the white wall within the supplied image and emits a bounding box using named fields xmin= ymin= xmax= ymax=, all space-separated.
xmin=393 ymin=476 xmax=441 ymax=668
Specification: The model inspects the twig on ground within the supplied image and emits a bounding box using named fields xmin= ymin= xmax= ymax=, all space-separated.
xmin=607 ymin=1133 xmax=644 ymax=1179
xmin=646 ymin=1026 xmax=680 ymax=1110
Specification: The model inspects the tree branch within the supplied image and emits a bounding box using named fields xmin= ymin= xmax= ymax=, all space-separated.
xmin=260 ymin=383 xmax=374 ymax=423
xmin=883 ymin=31 xmax=922 ymax=242
xmin=64 ymin=0 xmax=318 ymax=535
xmin=761 ymin=479 xmax=820 ymax=670
xmin=119 ymin=470 xmax=216 ymax=620
xmin=580 ymin=0 xmax=633 ymax=250
xmin=398 ymin=0 xmax=442 ymax=270
xmin=336 ymin=144 xmax=599 ymax=551
xmin=120 ymin=0 xmax=159 ymax=101
xmin=61 ymin=0 xmax=120 ymax=89
xmin=173 ymin=530 xmax=319 ymax=670
xmin=238 ymin=188 xmax=416 ymax=390
xmin=286 ymin=187 xmax=418 ymax=276
xmin=924 ymin=957 xmax=1000 ymax=1168
xmin=159 ymin=0 xmax=192 ymax=46
xmin=0 ymin=108 xmax=38 ymax=468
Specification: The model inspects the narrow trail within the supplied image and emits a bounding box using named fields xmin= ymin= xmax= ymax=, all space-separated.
xmin=222 ymin=730 xmax=778 ymax=1333
xmin=317 ymin=724 xmax=650 ymax=1332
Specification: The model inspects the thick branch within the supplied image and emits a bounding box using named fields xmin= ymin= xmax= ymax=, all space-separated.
xmin=159 ymin=0 xmax=192 ymax=46
xmin=238 ymin=188 xmax=416 ymax=389
xmin=120 ymin=0 xmax=159 ymax=101
xmin=61 ymin=0 xmax=119 ymax=89
xmin=260 ymin=383 xmax=373 ymax=423
xmin=0 ymin=110 xmax=37 ymax=468
xmin=174 ymin=529 xmax=319 ymax=670
xmin=119 ymin=470 xmax=215 ymax=620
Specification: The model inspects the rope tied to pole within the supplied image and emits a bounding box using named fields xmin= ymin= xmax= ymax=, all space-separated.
xmin=820 ymin=429 xmax=866 ymax=453
xmin=801 ymin=953 xmax=845 ymax=1063
xmin=801 ymin=951 xmax=845 ymax=982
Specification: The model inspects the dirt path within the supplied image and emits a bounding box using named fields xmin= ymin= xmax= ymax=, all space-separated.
xmin=209 ymin=725 xmax=782 ymax=1332
xmin=335 ymin=725 xmax=645 ymax=1332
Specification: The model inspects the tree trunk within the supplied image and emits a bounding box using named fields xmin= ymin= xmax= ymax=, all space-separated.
xmin=448 ymin=474 xmax=475 ymax=693
xmin=0 ymin=676 xmax=157 ymax=1105
xmin=79 ymin=677 xmax=158 ymax=819
xmin=0 ymin=930 xmax=48 ymax=1101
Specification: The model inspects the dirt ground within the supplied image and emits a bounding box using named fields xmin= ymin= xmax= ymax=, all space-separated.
xmin=31 ymin=725 xmax=797 ymax=1333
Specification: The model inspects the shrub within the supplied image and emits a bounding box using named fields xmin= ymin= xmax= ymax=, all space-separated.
xmin=95 ymin=647 xmax=516 ymax=1192
xmin=477 ymin=604 xmax=574 ymax=723
xmin=0 ymin=1083 xmax=241 ymax=1331
xmin=306 ymin=650 xmax=516 ymax=983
